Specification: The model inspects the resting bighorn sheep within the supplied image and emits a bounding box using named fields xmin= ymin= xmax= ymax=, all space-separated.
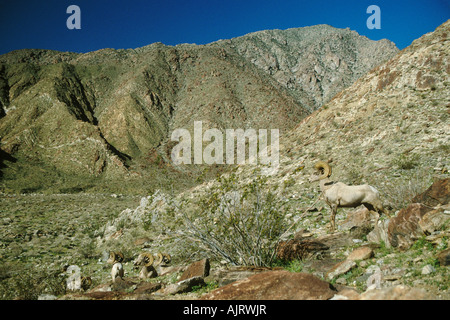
xmin=134 ymin=252 xmax=171 ymax=279
xmin=309 ymin=161 xmax=389 ymax=231
xmin=107 ymin=251 xmax=124 ymax=283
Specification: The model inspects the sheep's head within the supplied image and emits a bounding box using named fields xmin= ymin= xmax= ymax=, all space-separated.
xmin=134 ymin=252 xmax=154 ymax=267
xmin=107 ymin=251 xmax=124 ymax=264
xmin=309 ymin=161 xmax=332 ymax=182
xmin=162 ymin=253 xmax=172 ymax=265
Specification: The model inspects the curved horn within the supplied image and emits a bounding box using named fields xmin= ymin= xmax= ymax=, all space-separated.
xmin=141 ymin=252 xmax=154 ymax=267
xmin=162 ymin=253 xmax=171 ymax=264
xmin=116 ymin=251 xmax=124 ymax=262
xmin=107 ymin=251 xmax=116 ymax=264
xmin=154 ymin=252 xmax=163 ymax=266
xmin=314 ymin=161 xmax=332 ymax=179
xmin=82 ymin=277 xmax=92 ymax=287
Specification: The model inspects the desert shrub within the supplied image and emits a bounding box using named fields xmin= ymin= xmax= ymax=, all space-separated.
xmin=156 ymin=173 xmax=289 ymax=267
xmin=392 ymin=154 xmax=420 ymax=170
xmin=0 ymin=264 xmax=66 ymax=300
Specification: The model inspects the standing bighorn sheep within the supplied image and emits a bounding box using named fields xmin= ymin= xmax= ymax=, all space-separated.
xmin=107 ymin=251 xmax=124 ymax=283
xmin=309 ymin=161 xmax=389 ymax=231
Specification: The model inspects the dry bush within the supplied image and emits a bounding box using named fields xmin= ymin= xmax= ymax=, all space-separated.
xmin=152 ymin=173 xmax=289 ymax=267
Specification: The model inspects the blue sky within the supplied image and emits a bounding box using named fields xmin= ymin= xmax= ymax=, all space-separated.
xmin=0 ymin=0 xmax=448 ymax=55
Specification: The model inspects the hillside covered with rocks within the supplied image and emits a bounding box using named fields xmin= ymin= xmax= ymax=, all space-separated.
xmin=0 ymin=25 xmax=397 ymax=194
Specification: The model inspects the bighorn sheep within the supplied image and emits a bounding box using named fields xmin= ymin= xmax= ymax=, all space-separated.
xmin=134 ymin=252 xmax=171 ymax=279
xmin=107 ymin=251 xmax=124 ymax=283
xmin=309 ymin=161 xmax=389 ymax=231
xmin=81 ymin=276 xmax=92 ymax=291
xmin=134 ymin=252 xmax=157 ymax=279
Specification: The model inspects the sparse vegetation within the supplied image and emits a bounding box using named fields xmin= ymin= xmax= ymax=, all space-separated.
xmin=152 ymin=173 xmax=290 ymax=267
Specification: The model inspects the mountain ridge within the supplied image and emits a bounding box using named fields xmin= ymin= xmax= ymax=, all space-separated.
xmin=0 ymin=24 xmax=399 ymax=193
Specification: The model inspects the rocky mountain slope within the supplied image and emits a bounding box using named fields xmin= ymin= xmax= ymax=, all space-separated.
xmin=0 ymin=25 xmax=397 ymax=193
xmin=218 ymin=19 xmax=450 ymax=208
xmin=212 ymin=24 xmax=399 ymax=111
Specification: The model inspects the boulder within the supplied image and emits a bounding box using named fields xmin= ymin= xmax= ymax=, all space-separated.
xmin=347 ymin=246 xmax=374 ymax=261
xmin=387 ymin=203 xmax=432 ymax=250
xmin=161 ymin=276 xmax=205 ymax=295
xmin=201 ymin=271 xmax=337 ymax=300
xmin=418 ymin=207 xmax=449 ymax=234
xmin=211 ymin=266 xmax=271 ymax=287
xmin=367 ymin=219 xmax=391 ymax=247
xmin=437 ymin=248 xmax=450 ymax=266
xmin=134 ymin=282 xmax=162 ymax=294
xmin=411 ymin=178 xmax=449 ymax=207
xmin=340 ymin=208 xmax=374 ymax=238
xmin=179 ymin=258 xmax=210 ymax=281
xmin=326 ymin=260 xmax=357 ymax=281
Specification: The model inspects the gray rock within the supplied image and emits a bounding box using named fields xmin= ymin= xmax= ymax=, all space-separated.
xmin=421 ymin=264 xmax=436 ymax=275
xmin=162 ymin=276 xmax=205 ymax=295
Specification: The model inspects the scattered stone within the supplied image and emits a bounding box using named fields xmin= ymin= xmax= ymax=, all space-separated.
xmin=419 ymin=207 xmax=449 ymax=234
xmin=366 ymin=269 xmax=382 ymax=290
xmin=162 ymin=276 xmax=206 ymax=295
xmin=88 ymin=283 xmax=112 ymax=293
xmin=330 ymin=288 xmax=360 ymax=300
xmin=201 ymin=271 xmax=337 ymax=300
xmin=38 ymin=294 xmax=57 ymax=300
xmin=158 ymin=265 xmax=184 ymax=277
xmin=341 ymin=208 xmax=374 ymax=238
xmin=421 ymin=264 xmax=436 ymax=275
xmin=326 ymin=259 xmax=357 ymax=281
xmin=359 ymin=285 xmax=434 ymax=300
xmin=347 ymin=246 xmax=374 ymax=261
xmin=211 ymin=266 xmax=270 ymax=287
xmin=179 ymin=258 xmax=210 ymax=282
xmin=134 ymin=282 xmax=162 ymax=295
xmin=111 ymin=278 xmax=136 ymax=292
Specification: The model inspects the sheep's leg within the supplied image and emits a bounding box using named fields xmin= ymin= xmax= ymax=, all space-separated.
xmin=330 ymin=204 xmax=337 ymax=231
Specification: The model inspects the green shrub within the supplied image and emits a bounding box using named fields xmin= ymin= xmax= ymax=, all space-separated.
xmin=393 ymin=154 xmax=420 ymax=170
xmin=162 ymin=173 xmax=289 ymax=267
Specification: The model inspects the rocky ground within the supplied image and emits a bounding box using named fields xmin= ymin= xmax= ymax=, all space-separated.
xmin=1 ymin=178 xmax=448 ymax=300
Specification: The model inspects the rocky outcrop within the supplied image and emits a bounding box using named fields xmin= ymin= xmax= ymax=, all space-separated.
xmin=368 ymin=179 xmax=450 ymax=250
xmin=368 ymin=178 xmax=450 ymax=250
xmin=201 ymin=270 xmax=337 ymax=300
xmin=411 ymin=178 xmax=449 ymax=207
xmin=179 ymin=258 xmax=211 ymax=281
xmin=388 ymin=203 xmax=433 ymax=249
